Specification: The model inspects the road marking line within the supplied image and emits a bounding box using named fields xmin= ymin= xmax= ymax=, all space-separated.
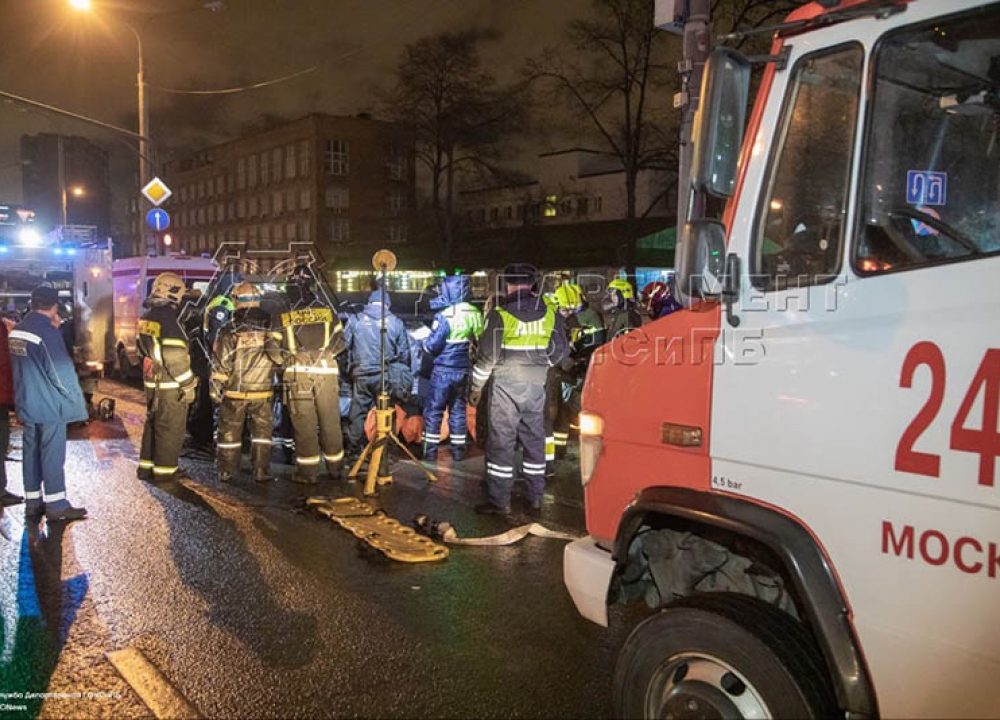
xmin=106 ymin=647 xmax=201 ymax=719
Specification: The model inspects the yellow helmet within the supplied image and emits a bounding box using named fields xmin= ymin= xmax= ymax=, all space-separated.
xmin=608 ymin=278 xmax=634 ymax=301
xmin=232 ymin=281 xmax=261 ymax=309
xmin=554 ymin=283 xmax=583 ymax=311
xmin=150 ymin=272 xmax=187 ymax=305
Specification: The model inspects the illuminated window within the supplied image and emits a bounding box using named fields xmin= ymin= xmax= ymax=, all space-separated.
xmin=325 ymin=140 xmax=349 ymax=176
xmin=544 ymin=206 xmax=557 ymax=218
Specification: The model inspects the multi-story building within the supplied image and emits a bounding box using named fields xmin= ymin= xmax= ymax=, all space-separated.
xmin=20 ymin=133 xmax=112 ymax=240
xmin=457 ymin=148 xmax=673 ymax=229
xmin=163 ymin=114 xmax=415 ymax=269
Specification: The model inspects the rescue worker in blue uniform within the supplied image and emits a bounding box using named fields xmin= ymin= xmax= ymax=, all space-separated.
xmin=469 ymin=264 xmax=568 ymax=516
xmin=137 ymin=273 xmax=199 ymax=482
xmin=278 ymin=265 xmax=347 ymax=483
xmin=345 ymin=288 xmax=411 ymax=453
xmin=8 ymin=285 xmax=89 ymax=521
xmin=211 ymin=282 xmax=282 ymax=484
xmin=421 ymin=274 xmax=483 ymax=461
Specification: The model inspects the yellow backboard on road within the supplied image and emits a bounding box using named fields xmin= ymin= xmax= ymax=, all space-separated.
xmin=141 ymin=177 xmax=173 ymax=206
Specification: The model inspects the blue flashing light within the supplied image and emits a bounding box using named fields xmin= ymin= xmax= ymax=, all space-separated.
xmin=0 ymin=246 xmax=7 ymax=254
xmin=54 ymin=247 xmax=64 ymax=256
xmin=67 ymin=247 xmax=77 ymax=256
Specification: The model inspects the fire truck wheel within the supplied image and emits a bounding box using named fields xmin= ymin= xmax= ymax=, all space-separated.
xmin=614 ymin=592 xmax=837 ymax=719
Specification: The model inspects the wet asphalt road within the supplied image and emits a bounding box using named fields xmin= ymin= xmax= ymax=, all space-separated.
xmin=0 ymin=379 xmax=630 ymax=719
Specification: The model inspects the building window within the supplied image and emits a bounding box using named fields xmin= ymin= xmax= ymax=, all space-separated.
xmin=516 ymin=204 xmax=525 ymax=220
xmin=385 ymin=145 xmax=406 ymax=181
xmin=274 ymin=223 xmax=284 ymax=245
xmin=237 ymin=227 xmax=247 ymax=242
xmin=385 ymin=189 xmax=407 ymax=217
xmin=227 ymin=173 xmax=234 ymax=193
xmin=489 ymin=207 xmax=499 ymax=222
xmin=298 ymin=140 xmax=310 ymax=176
xmin=504 ymin=205 xmax=513 ymax=220
xmin=260 ymin=152 xmax=270 ymax=186
xmin=260 ymin=194 xmax=270 ymax=217
xmin=215 ymin=176 xmax=224 ymax=196
xmin=298 ymin=219 xmax=310 ymax=241
xmin=475 ymin=208 xmax=485 ymax=224
xmin=249 ymin=196 xmax=258 ymax=217
xmin=261 ymin=224 xmax=271 ymax=247
xmin=237 ymin=197 xmax=247 ymax=219
xmin=325 ymin=139 xmax=349 ymax=176
xmin=577 ymin=198 xmax=589 ymax=216
xmin=248 ymin=154 xmax=258 ymax=188
xmin=325 ymin=186 xmax=349 ymax=214
xmin=285 ymin=144 xmax=296 ymax=179
xmin=197 ymin=207 xmax=205 ymax=225
xmin=560 ymin=200 xmax=572 ymax=215
xmin=273 ymin=191 xmax=283 ymax=215
xmin=300 ymin=189 xmax=312 ymax=210
xmin=544 ymin=194 xmax=558 ymax=217
xmin=594 ymin=196 xmax=603 ymax=214
xmin=285 ymin=190 xmax=296 ymax=212
xmin=326 ymin=218 xmax=350 ymax=242
xmin=285 ymin=222 xmax=295 ymax=241
xmin=179 ymin=186 xmax=187 ymax=202
xmin=237 ymin=158 xmax=246 ymax=189
xmin=228 ymin=200 xmax=236 ymax=221
xmin=388 ymin=223 xmax=408 ymax=244
xmin=272 ymin=148 xmax=283 ymax=183
xmin=207 ymin=205 xmax=214 ymax=224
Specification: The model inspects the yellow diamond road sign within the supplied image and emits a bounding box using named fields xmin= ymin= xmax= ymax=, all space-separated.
xmin=141 ymin=177 xmax=172 ymax=207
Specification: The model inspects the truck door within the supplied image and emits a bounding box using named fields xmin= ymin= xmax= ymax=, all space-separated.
xmin=710 ymin=6 xmax=1000 ymax=717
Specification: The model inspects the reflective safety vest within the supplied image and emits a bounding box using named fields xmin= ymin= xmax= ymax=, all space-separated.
xmin=279 ymin=304 xmax=345 ymax=375
xmin=137 ymin=303 xmax=196 ymax=392
xmin=444 ymin=302 xmax=484 ymax=344
xmin=497 ymin=307 xmax=557 ymax=351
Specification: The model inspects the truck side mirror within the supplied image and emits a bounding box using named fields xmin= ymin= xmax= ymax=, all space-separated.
xmin=692 ymin=48 xmax=751 ymax=198
xmin=676 ymin=220 xmax=726 ymax=302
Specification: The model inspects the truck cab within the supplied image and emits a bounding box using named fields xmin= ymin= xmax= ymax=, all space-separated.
xmin=565 ymin=1 xmax=1000 ymax=717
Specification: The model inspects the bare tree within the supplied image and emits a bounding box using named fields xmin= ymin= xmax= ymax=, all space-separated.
xmin=379 ymin=30 xmax=527 ymax=264
xmin=526 ymin=0 xmax=679 ymax=273
xmin=714 ymin=0 xmax=810 ymax=46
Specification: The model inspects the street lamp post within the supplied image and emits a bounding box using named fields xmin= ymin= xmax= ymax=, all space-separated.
xmin=68 ymin=1 xmax=224 ymax=255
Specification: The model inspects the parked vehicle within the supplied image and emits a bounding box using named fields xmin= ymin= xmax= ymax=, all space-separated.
xmin=564 ymin=1 xmax=1000 ymax=717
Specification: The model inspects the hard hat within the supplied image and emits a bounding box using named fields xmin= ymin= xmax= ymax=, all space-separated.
xmin=150 ymin=272 xmax=187 ymax=305
xmin=554 ymin=283 xmax=583 ymax=311
xmin=232 ymin=281 xmax=261 ymax=309
xmin=608 ymin=278 xmax=635 ymax=301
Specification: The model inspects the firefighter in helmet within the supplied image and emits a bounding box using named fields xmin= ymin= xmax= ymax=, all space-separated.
xmin=278 ymin=264 xmax=346 ymax=483
xmin=603 ymin=277 xmax=641 ymax=338
xmin=137 ymin=272 xmax=198 ymax=481
xmin=468 ymin=263 xmax=569 ymax=516
xmin=211 ymin=282 xmax=282 ymax=484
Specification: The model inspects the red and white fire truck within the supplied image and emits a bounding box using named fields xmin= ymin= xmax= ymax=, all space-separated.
xmin=564 ymin=1 xmax=1000 ymax=717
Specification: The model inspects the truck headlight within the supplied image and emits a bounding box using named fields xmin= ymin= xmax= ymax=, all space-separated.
xmin=578 ymin=411 xmax=604 ymax=487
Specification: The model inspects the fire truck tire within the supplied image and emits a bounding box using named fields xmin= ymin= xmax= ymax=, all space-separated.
xmin=613 ymin=592 xmax=837 ymax=719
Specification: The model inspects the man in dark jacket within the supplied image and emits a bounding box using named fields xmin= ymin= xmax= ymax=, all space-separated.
xmin=421 ymin=275 xmax=483 ymax=462
xmin=9 ymin=286 xmax=89 ymax=521
xmin=278 ymin=266 xmax=346 ymax=482
xmin=344 ymin=289 xmax=411 ymax=452
xmin=0 ymin=318 xmax=21 ymax=506
xmin=212 ymin=282 xmax=282 ymax=484
xmin=137 ymin=272 xmax=199 ymax=482
xmin=469 ymin=264 xmax=569 ymax=516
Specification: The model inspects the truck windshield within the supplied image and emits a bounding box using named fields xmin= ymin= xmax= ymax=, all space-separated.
xmin=855 ymin=4 xmax=1000 ymax=274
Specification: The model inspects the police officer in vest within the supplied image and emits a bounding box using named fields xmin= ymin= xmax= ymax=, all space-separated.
xmin=211 ymin=282 xmax=282 ymax=484
xmin=469 ymin=263 xmax=569 ymax=516
xmin=279 ymin=265 xmax=346 ymax=483
xmin=422 ymin=274 xmax=483 ymax=461
xmin=138 ymin=273 xmax=198 ymax=482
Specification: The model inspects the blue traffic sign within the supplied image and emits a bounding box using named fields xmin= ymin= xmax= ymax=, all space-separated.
xmin=146 ymin=208 xmax=170 ymax=231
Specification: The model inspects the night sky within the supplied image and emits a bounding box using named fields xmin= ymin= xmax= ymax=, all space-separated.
xmin=0 ymin=0 xmax=597 ymax=205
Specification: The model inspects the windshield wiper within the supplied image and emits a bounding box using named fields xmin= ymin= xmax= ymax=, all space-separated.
xmin=720 ymin=0 xmax=907 ymax=44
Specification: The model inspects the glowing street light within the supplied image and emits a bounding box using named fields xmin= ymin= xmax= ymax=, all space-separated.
xmin=68 ymin=0 xmax=91 ymax=9
xmin=70 ymin=186 xmax=86 ymax=197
